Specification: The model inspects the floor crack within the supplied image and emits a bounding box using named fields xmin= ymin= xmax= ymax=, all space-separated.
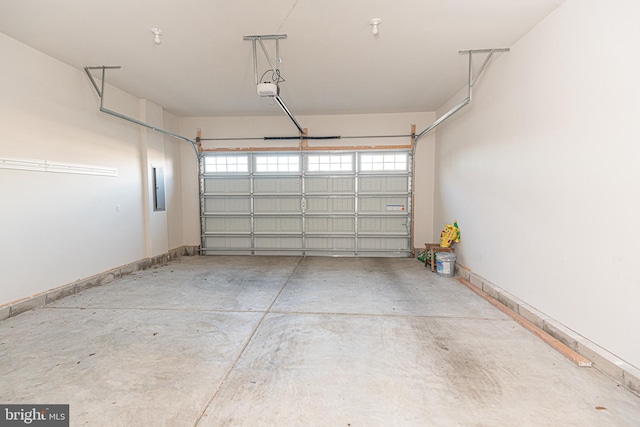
xmin=192 ymin=256 xmax=303 ymax=426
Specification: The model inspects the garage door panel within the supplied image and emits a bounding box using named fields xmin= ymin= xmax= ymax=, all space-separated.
xmin=254 ymin=217 xmax=303 ymax=233
xmin=306 ymin=176 xmax=355 ymax=194
xmin=254 ymin=236 xmax=303 ymax=250
xmin=306 ymin=236 xmax=355 ymax=250
xmin=204 ymin=216 xmax=251 ymax=233
xmin=358 ymin=236 xmax=410 ymax=251
xmin=204 ymin=198 xmax=251 ymax=214
xmin=358 ymin=197 xmax=409 ymax=214
xmin=254 ymin=197 xmax=302 ymax=214
xmin=203 ymin=235 xmax=251 ymax=250
xmin=306 ymin=216 xmax=355 ymax=233
xmin=359 ymin=176 xmax=409 ymax=193
xmin=204 ymin=177 xmax=251 ymax=194
xmin=254 ymin=177 xmax=301 ymax=194
xmin=358 ymin=216 xmax=408 ymax=234
xmin=306 ymin=197 xmax=355 ymax=214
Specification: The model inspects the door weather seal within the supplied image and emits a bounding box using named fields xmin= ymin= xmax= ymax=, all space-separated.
xmin=84 ymin=66 xmax=200 ymax=159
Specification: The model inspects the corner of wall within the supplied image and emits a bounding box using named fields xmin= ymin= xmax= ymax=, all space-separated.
xmin=0 ymin=246 xmax=200 ymax=322
xmin=457 ymin=265 xmax=640 ymax=397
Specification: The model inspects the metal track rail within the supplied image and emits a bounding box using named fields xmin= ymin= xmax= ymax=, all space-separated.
xmin=416 ymin=48 xmax=510 ymax=141
xmin=84 ymin=66 xmax=200 ymax=159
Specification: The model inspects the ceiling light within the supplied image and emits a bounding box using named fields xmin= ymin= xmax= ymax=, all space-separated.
xmin=370 ymin=18 xmax=381 ymax=36
xmin=151 ymin=28 xmax=163 ymax=45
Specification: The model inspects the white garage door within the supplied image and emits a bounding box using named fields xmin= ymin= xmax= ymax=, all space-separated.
xmin=200 ymin=150 xmax=412 ymax=257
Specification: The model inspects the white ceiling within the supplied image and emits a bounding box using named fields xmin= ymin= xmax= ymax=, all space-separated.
xmin=0 ymin=0 xmax=565 ymax=117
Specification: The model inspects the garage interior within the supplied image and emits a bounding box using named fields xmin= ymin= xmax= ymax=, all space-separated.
xmin=1 ymin=0 xmax=640 ymax=425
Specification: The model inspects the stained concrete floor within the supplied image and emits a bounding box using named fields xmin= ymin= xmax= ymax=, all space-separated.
xmin=1 ymin=256 xmax=639 ymax=426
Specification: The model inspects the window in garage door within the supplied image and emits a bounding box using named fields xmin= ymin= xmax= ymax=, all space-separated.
xmin=200 ymin=150 xmax=412 ymax=257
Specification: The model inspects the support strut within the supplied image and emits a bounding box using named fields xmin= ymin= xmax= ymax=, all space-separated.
xmin=243 ymin=34 xmax=304 ymax=135
xmin=84 ymin=66 xmax=200 ymax=159
xmin=415 ymin=48 xmax=510 ymax=142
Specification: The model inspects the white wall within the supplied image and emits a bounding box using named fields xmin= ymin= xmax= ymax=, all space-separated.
xmin=179 ymin=112 xmax=436 ymax=248
xmin=163 ymin=111 xmax=186 ymax=251
xmin=0 ymin=33 xmax=189 ymax=306
xmin=434 ymin=0 xmax=640 ymax=368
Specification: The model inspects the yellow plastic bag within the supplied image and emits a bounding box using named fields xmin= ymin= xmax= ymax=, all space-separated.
xmin=439 ymin=220 xmax=461 ymax=248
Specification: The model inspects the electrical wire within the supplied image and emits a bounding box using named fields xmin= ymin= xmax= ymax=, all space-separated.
xmin=259 ymin=69 xmax=285 ymax=84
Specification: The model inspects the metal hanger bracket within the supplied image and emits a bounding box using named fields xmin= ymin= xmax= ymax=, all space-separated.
xmin=416 ymin=48 xmax=510 ymax=141
xmin=84 ymin=66 xmax=200 ymax=158
xmin=243 ymin=34 xmax=304 ymax=135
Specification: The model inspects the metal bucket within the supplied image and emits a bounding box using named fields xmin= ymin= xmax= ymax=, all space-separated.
xmin=435 ymin=252 xmax=456 ymax=277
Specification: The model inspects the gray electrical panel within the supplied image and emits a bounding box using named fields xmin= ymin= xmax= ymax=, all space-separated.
xmin=153 ymin=166 xmax=166 ymax=211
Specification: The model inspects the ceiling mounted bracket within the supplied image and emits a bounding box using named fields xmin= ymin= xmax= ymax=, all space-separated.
xmin=243 ymin=34 xmax=287 ymax=85
xmin=243 ymin=34 xmax=303 ymax=135
xmin=84 ymin=66 xmax=200 ymax=158
xmin=416 ymin=48 xmax=510 ymax=141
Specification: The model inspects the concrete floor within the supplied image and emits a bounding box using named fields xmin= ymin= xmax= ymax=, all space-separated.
xmin=1 ymin=256 xmax=639 ymax=426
